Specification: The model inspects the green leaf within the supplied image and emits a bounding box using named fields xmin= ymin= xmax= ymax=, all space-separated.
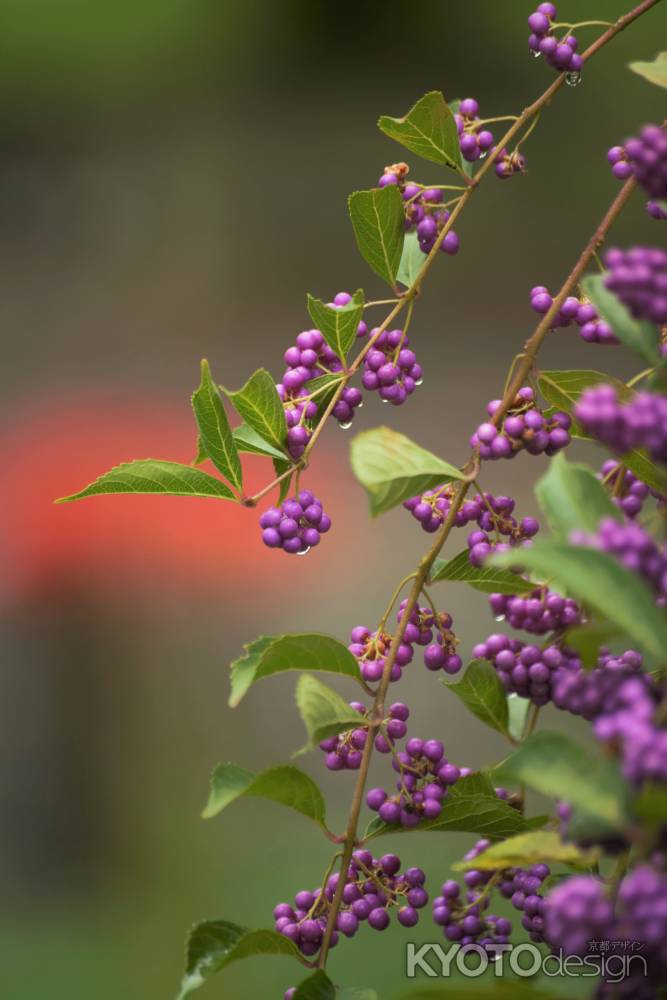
xmin=225 ymin=368 xmax=288 ymax=455
xmin=623 ymin=449 xmax=667 ymax=495
xmin=296 ymin=674 xmax=367 ymax=749
xmin=494 ymin=730 xmax=630 ymax=830
xmin=629 ymin=51 xmax=667 ymax=89
xmin=634 ymin=783 xmax=667 ymax=826
xmin=193 ymin=435 xmax=208 ymax=466
xmin=535 ymin=453 xmax=621 ymax=541
xmin=307 ymin=289 xmax=365 ymax=362
xmin=273 ymin=456 xmax=294 ymax=505
xmin=452 ymin=830 xmax=598 ymax=871
xmin=55 ymin=459 xmax=237 ymax=503
xmin=581 ymin=274 xmax=661 ymax=365
xmin=538 ymin=368 xmax=630 ymax=415
xmin=233 ymin=423 xmax=287 ymax=461
xmin=293 ymin=970 xmax=336 ymax=1000
xmin=431 ymin=549 xmax=534 ymax=595
xmin=177 ymin=921 xmax=302 ymax=999
xmin=348 ymin=186 xmax=404 ymax=286
xmin=339 ymin=991 xmax=378 ymax=1000
xmin=191 ymin=359 xmax=242 ymax=492
xmin=229 ymin=634 xmax=361 ymax=708
xmin=396 ymin=231 xmax=424 ymax=289
xmin=444 ymin=660 xmax=509 ymax=738
xmin=350 ymin=427 xmax=464 ymax=517
xmin=364 ymin=775 xmax=542 ymax=841
xmin=201 ymin=763 xmax=326 ymax=828
xmin=492 ymin=541 xmax=667 ymax=660
xmin=507 ymin=694 xmax=531 ymax=743
xmin=378 ymin=91 xmax=463 ymax=171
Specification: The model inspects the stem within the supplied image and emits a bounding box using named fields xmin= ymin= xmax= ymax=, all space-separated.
xmin=317 ymin=170 xmax=640 ymax=971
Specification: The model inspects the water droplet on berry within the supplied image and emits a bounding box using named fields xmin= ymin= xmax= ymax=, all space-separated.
xmin=530 ymin=50 xmax=541 ymax=59
xmin=338 ymin=421 xmax=353 ymax=430
xmin=565 ymin=71 xmax=581 ymax=87
xmin=414 ymin=378 xmax=424 ymax=386
xmin=494 ymin=615 xmax=506 ymax=623
xmin=296 ymin=546 xmax=311 ymax=556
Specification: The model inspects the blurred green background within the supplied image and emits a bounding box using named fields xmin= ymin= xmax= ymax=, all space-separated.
xmin=1 ymin=2 xmax=665 ymax=998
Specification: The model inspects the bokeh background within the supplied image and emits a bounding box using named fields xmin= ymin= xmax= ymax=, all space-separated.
xmin=1 ymin=2 xmax=665 ymax=998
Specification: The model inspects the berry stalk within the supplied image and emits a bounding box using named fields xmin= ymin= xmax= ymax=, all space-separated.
xmin=317 ymin=169 xmax=641 ymax=971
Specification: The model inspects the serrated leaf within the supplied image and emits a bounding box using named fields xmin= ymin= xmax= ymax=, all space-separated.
xmin=507 ymin=694 xmax=530 ymax=743
xmin=538 ymin=368 xmax=630 ymax=415
xmin=233 ymin=423 xmax=287 ymax=461
xmin=452 ymin=830 xmax=598 ymax=871
xmin=229 ymin=634 xmax=361 ymax=708
xmin=350 ymin=427 xmax=464 ymax=517
xmin=535 ymin=453 xmax=621 ymax=541
xmin=201 ymin=763 xmax=326 ymax=828
xmin=293 ymin=970 xmax=336 ymax=1000
xmin=55 ymin=459 xmax=237 ymax=503
xmin=494 ymin=730 xmax=631 ymax=830
xmin=296 ymin=674 xmax=367 ymax=749
xmin=364 ymin=776 xmax=542 ymax=841
xmin=396 ymin=231 xmax=424 ymax=289
xmin=191 ymin=359 xmax=242 ymax=491
xmin=307 ymin=290 xmax=365 ymax=362
xmin=225 ymin=368 xmax=288 ymax=455
xmin=492 ymin=541 xmax=667 ymax=660
xmin=348 ymin=187 xmax=404 ymax=286
xmin=193 ymin=435 xmax=208 ymax=466
xmin=431 ymin=549 xmax=534 ymax=595
xmin=378 ymin=91 xmax=462 ymax=171
xmin=177 ymin=921 xmax=303 ymax=999
xmin=444 ymin=660 xmax=509 ymax=738
xmin=581 ymin=274 xmax=661 ymax=365
xmin=629 ymin=51 xmax=667 ymax=89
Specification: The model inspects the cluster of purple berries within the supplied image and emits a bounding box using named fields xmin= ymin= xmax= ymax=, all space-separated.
xmin=362 ymin=327 xmax=423 ymax=406
xmin=552 ymin=647 xmax=645 ymax=721
xmin=465 ymin=494 xmax=540 ymax=568
xmin=472 ymin=633 xmax=581 ymax=705
xmin=494 ymin=147 xmax=527 ymax=180
xmin=545 ymin=864 xmax=667 ymax=988
xmin=499 ymin=863 xmax=550 ymax=943
xmin=575 ymin=384 xmax=667 ymax=464
xmin=366 ymin=733 xmax=463 ymax=827
xmin=594 ymin=676 xmax=666 ymax=787
xmin=275 ymin=849 xmax=428 ymax=963
xmin=401 ymin=600 xmax=463 ymax=675
xmin=319 ymin=701 xmax=368 ymax=771
xmin=573 ymin=516 xmax=667 ymax=602
xmin=604 ymin=246 xmax=667 ymax=326
xmin=471 ymin=387 xmax=571 ymax=461
xmin=259 ymin=491 xmax=331 ymax=554
xmin=433 ymin=871 xmax=512 ymax=950
xmin=599 ymin=461 xmax=653 ymax=520
xmin=530 ymin=284 xmax=617 ymax=344
xmin=527 ymin=5 xmax=583 ymax=74
xmin=378 ymin=162 xmax=461 ymax=256
xmin=348 ymin=624 xmax=413 ymax=685
xmin=454 ymin=98 xmax=495 ymax=163
xmin=489 ymin=588 xmax=580 ymax=636
xmin=608 ymin=124 xmax=667 ymax=203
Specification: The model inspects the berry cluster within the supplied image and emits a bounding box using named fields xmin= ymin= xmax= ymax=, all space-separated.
xmin=594 ymin=676 xmax=666 ymax=787
xmin=319 ymin=701 xmax=368 ymax=771
xmin=494 ymin=147 xmax=527 ymax=180
xmin=544 ymin=875 xmax=614 ymax=957
xmin=502 ymin=865 xmax=550 ymax=944
xmin=362 ymin=328 xmax=423 ymax=406
xmin=575 ymin=384 xmax=667 ymax=464
xmin=454 ymin=98 xmax=495 ymax=163
xmin=604 ymin=246 xmax=667 ymax=326
xmin=466 ymin=495 xmax=540 ymax=568
xmin=599 ymin=460 xmax=652 ymax=520
xmin=378 ymin=163 xmax=461 ymax=256
xmin=552 ymin=647 xmax=645 ymax=721
xmin=608 ymin=124 xmax=667 ymax=202
xmin=366 ymin=734 xmax=462 ymax=827
xmin=573 ymin=516 xmax=667 ymax=602
xmin=471 ymin=387 xmax=571 ymax=461
xmin=432 ymin=858 xmax=512 ymax=950
xmin=275 ymin=849 xmax=428 ymax=962
xmin=489 ymin=588 xmax=580 ymax=636
xmin=472 ymin=633 xmax=581 ymax=705
xmin=530 ymin=284 xmax=617 ymax=344
xmin=260 ymin=492 xmax=331 ymax=554
xmin=527 ymin=5 xmax=583 ymax=74
xmin=403 ymin=602 xmax=463 ymax=675
xmin=615 ymin=864 xmax=667 ymax=987
xmin=348 ymin=624 xmax=413 ymax=684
